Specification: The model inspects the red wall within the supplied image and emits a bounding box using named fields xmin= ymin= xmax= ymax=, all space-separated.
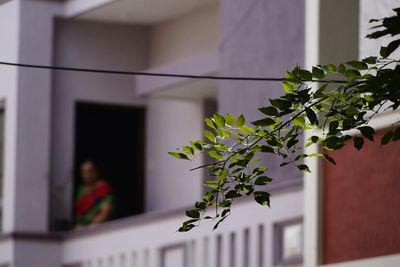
xmin=323 ymin=129 xmax=400 ymax=264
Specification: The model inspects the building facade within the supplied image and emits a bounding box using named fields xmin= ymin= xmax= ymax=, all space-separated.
xmin=0 ymin=0 xmax=398 ymax=266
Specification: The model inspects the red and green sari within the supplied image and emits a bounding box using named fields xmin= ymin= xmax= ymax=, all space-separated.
xmin=75 ymin=180 xmax=113 ymax=226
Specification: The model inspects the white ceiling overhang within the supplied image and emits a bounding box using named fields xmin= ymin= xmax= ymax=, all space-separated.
xmin=64 ymin=0 xmax=217 ymax=25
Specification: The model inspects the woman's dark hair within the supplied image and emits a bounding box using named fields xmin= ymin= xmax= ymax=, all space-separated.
xmin=81 ymin=158 xmax=103 ymax=177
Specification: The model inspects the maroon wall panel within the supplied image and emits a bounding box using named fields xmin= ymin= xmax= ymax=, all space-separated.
xmin=323 ymin=129 xmax=400 ymax=264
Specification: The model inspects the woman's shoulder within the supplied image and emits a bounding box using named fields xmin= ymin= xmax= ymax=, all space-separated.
xmin=97 ymin=179 xmax=111 ymax=187
xmin=96 ymin=179 xmax=112 ymax=193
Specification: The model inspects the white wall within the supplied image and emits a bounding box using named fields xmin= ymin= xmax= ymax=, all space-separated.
xmin=145 ymin=98 xmax=204 ymax=212
xmin=149 ymin=3 xmax=219 ymax=68
xmin=51 ymin=20 xmax=149 ymax=223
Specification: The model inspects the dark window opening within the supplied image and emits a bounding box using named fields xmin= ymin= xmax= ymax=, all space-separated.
xmin=73 ymin=102 xmax=145 ymax=225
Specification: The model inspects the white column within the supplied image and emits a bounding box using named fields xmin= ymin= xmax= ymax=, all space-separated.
xmin=0 ymin=0 xmax=20 ymax=233
xmin=8 ymin=0 xmax=62 ymax=233
xmin=145 ymin=97 xmax=204 ymax=212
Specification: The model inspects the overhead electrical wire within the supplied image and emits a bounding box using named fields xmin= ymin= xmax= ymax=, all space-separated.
xmin=0 ymin=61 xmax=285 ymax=81
xmin=0 ymin=61 xmax=348 ymax=83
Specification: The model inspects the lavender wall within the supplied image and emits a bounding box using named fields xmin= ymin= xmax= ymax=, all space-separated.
xmin=218 ymin=0 xmax=305 ymax=186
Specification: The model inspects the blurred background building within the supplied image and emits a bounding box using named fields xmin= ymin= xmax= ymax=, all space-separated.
xmin=0 ymin=0 xmax=398 ymax=266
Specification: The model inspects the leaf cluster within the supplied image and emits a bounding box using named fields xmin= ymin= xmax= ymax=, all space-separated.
xmin=171 ymin=7 xmax=400 ymax=232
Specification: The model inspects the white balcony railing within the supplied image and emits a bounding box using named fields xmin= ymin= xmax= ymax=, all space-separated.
xmin=61 ymin=188 xmax=303 ymax=267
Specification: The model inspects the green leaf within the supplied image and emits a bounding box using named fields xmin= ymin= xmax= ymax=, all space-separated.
xmin=239 ymin=125 xmax=253 ymax=134
xmin=296 ymin=164 xmax=311 ymax=173
xmin=254 ymin=176 xmax=273 ymax=185
xmin=213 ymin=114 xmax=226 ymax=128
xmin=226 ymin=190 xmax=241 ymax=199
xmin=312 ymin=67 xmax=325 ymax=79
xmin=282 ymin=81 xmax=295 ymax=93
xmin=311 ymin=136 xmax=319 ymax=143
xmin=178 ymin=223 xmax=195 ymax=232
xmin=346 ymin=60 xmax=368 ymax=70
xmin=225 ymin=113 xmax=236 ymax=126
xmin=191 ymin=141 xmax=203 ymax=151
xmin=203 ymin=192 xmax=214 ymax=203
xmin=362 ymin=56 xmax=377 ymax=64
xmin=327 ymin=64 xmax=337 ymax=73
xmin=358 ymin=126 xmax=375 ymax=141
xmin=204 ymin=130 xmax=216 ymax=143
xmin=254 ymin=191 xmax=271 ymax=207
xmin=205 ymin=118 xmax=216 ymax=129
xmin=182 ymin=146 xmax=194 ymax=156
xmin=342 ymin=118 xmax=354 ymax=130
xmin=314 ymin=84 xmax=328 ymax=98
xmin=345 ymin=69 xmax=362 ymax=79
xmin=381 ymin=130 xmax=394 ymax=146
xmin=338 ymin=64 xmax=346 ymax=73
xmin=353 ymin=136 xmax=364 ymax=150
xmin=380 ymin=39 xmax=400 ymax=58
xmin=259 ymin=106 xmax=278 ymax=116
xmin=252 ymin=167 xmax=266 ymax=175
xmin=393 ymin=127 xmax=400 ymax=141
xmin=168 ymin=152 xmax=190 ymax=160
xmin=298 ymin=69 xmax=313 ymax=81
xmin=295 ymin=154 xmax=308 ymax=161
xmin=287 ymin=136 xmax=299 ymax=149
xmin=329 ymin=120 xmax=339 ymax=133
xmin=252 ymin=118 xmax=276 ymax=126
xmin=293 ymin=116 xmax=306 ymax=128
xmin=213 ymin=215 xmax=229 ymax=230
xmin=259 ymin=145 xmax=275 ymax=153
xmin=186 ymin=209 xmax=200 ymax=218
xmin=208 ymin=150 xmax=223 ymax=160
xmin=221 ymin=209 xmax=230 ymax=217
xmin=195 ymin=201 xmax=207 ymax=209
xmin=305 ymin=108 xmax=318 ymax=125
xmin=323 ymin=153 xmax=336 ymax=165
xmin=237 ymin=114 xmax=245 ymax=127
xmin=270 ymin=99 xmax=292 ymax=110
xmin=345 ymin=107 xmax=358 ymax=116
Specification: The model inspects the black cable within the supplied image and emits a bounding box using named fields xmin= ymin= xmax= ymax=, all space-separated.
xmin=0 ymin=61 xmax=348 ymax=83
xmin=0 ymin=61 xmax=285 ymax=81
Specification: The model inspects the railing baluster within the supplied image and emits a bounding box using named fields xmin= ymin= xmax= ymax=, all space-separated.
xmin=229 ymin=232 xmax=236 ymax=267
xmin=257 ymin=224 xmax=265 ymax=267
xmin=131 ymin=251 xmax=138 ymax=267
xmin=144 ymin=249 xmax=150 ymax=267
xmin=108 ymin=256 xmax=114 ymax=267
xmin=120 ymin=253 xmax=126 ymax=267
xmin=195 ymin=236 xmax=206 ymax=267
xmin=188 ymin=239 xmax=196 ymax=267
xmin=221 ymin=233 xmax=230 ymax=267
xmin=97 ymin=258 xmax=104 ymax=267
xmin=236 ymin=228 xmax=245 ymax=267
xmin=248 ymin=227 xmax=258 ymax=267
xmin=204 ymin=235 xmax=217 ymax=267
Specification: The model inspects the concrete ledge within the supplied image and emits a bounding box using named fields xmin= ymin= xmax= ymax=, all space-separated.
xmin=64 ymin=0 xmax=116 ymax=18
xmin=0 ymin=232 xmax=62 ymax=243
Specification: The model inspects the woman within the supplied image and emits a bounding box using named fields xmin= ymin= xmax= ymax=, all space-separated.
xmin=75 ymin=159 xmax=113 ymax=227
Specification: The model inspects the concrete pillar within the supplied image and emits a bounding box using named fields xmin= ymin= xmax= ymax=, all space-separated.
xmin=1 ymin=0 xmax=62 ymax=233
xmin=0 ymin=0 xmax=20 ymax=234
xmin=145 ymin=97 xmax=204 ymax=212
